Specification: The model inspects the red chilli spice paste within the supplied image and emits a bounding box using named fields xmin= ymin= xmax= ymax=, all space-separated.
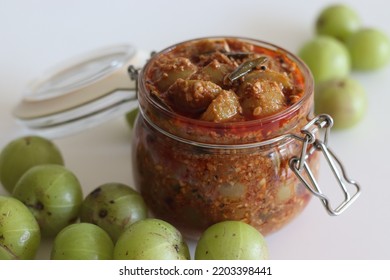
xmin=132 ymin=37 xmax=318 ymax=238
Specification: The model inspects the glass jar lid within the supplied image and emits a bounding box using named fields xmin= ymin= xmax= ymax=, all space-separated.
xmin=13 ymin=44 xmax=148 ymax=138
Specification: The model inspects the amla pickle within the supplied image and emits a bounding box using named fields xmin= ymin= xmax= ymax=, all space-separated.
xmin=133 ymin=37 xmax=317 ymax=238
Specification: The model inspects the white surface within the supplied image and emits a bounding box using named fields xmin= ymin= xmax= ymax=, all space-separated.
xmin=0 ymin=0 xmax=389 ymax=260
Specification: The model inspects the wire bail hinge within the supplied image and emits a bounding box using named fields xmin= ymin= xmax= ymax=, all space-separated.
xmin=289 ymin=114 xmax=361 ymax=216
xmin=128 ymin=65 xmax=140 ymax=94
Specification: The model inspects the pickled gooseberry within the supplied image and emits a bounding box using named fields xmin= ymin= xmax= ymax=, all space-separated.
xmin=114 ymin=218 xmax=190 ymax=260
xmin=200 ymin=89 xmax=241 ymax=122
xmin=316 ymin=4 xmax=361 ymax=42
xmin=298 ymin=36 xmax=351 ymax=83
xmin=152 ymin=57 xmax=197 ymax=92
xmin=80 ymin=182 xmax=148 ymax=242
xmin=0 ymin=135 xmax=64 ymax=193
xmin=194 ymin=220 xmax=269 ymax=260
xmin=0 ymin=196 xmax=41 ymax=260
xmin=51 ymin=223 xmax=114 ymax=260
xmin=315 ymin=77 xmax=367 ymax=129
xmin=12 ymin=164 xmax=83 ymax=237
xmin=166 ymin=79 xmax=222 ymax=115
xmin=346 ymin=28 xmax=390 ymax=70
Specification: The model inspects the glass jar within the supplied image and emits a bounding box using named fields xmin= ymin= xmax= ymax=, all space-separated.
xmin=132 ymin=37 xmax=320 ymax=238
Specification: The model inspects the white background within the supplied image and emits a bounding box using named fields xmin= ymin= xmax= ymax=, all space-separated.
xmin=0 ymin=0 xmax=389 ymax=260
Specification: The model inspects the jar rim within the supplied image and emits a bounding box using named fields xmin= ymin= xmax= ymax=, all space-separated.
xmin=138 ymin=36 xmax=314 ymax=131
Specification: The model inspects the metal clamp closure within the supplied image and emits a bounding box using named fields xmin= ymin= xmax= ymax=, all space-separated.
xmin=289 ymin=114 xmax=361 ymax=216
xmin=128 ymin=65 xmax=139 ymax=93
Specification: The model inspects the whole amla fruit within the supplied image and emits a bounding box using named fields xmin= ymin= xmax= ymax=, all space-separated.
xmin=0 ymin=196 xmax=41 ymax=259
xmin=0 ymin=135 xmax=64 ymax=193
